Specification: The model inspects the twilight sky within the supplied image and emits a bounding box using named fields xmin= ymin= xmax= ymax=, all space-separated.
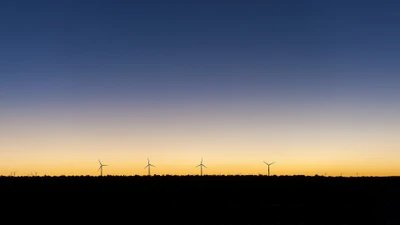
xmin=1 ymin=0 xmax=399 ymax=176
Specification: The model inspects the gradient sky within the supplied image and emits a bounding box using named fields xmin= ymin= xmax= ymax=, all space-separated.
xmin=1 ymin=0 xmax=400 ymax=176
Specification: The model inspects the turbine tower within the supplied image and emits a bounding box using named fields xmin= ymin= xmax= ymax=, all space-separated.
xmin=196 ymin=158 xmax=207 ymax=176
xmin=98 ymin=159 xmax=108 ymax=176
xmin=144 ymin=158 xmax=155 ymax=176
xmin=263 ymin=161 xmax=275 ymax=176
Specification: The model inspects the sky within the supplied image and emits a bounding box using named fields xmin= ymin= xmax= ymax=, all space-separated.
xmin=1 ymin=0 xmax=400 ymax=176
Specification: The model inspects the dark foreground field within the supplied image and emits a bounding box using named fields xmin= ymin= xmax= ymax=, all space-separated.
xmin=1 ymin=175 xmax=399 ymax=225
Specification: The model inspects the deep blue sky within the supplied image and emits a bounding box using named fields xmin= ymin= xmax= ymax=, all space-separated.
xmin=1 ymin=0 xmax=399 ymax=107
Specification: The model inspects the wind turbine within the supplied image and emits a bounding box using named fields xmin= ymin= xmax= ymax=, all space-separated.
xmin=263 ymin=161 xmax=275 ymax=176
xmin=98 ymin=159 xmax=108 ymax=176
xmin=196 ymin=158 xmax=207 ymax=176
xmin=144 ymin=158 xmax=155 ymax=176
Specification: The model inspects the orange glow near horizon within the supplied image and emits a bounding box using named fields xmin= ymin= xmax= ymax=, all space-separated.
xmin=1 ymin=101 xmax=400 ymax=177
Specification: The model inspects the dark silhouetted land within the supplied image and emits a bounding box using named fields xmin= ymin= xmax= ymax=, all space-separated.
xmin=1 ymin=175 xmax=399 ymax=224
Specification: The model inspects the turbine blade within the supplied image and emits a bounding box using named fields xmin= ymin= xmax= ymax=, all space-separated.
xmin=201 ymin=158 xmax=203 ymax=163
xmin=98 ymin=159 xmax=102 ymax=165
xmin=263 ymin=161 xmax=267 ymax=165
xmin=195 ymin=164 xmax=200 ymax=168
xmin=144 ymin=165 xmax=148 ymax=169
xmin=98 ymin=166 xmax=102 ymax=171
xmin=203 ymin=165 xmax=207 ymax=168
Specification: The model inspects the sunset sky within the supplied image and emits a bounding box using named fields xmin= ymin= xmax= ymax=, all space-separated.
xmin=1 ymin=0 xmax=399 ymax=176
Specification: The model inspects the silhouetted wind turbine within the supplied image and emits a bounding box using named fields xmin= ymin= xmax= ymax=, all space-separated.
xmin=144 ymin=158 xmax=155 ymax=176
xmin=263 ymin=161 xmax=275 ymax=176
xmin=196 ymin=158 xmax=207 ymax=176
xmin=98 ymin=159 xmax=108 ymax=176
